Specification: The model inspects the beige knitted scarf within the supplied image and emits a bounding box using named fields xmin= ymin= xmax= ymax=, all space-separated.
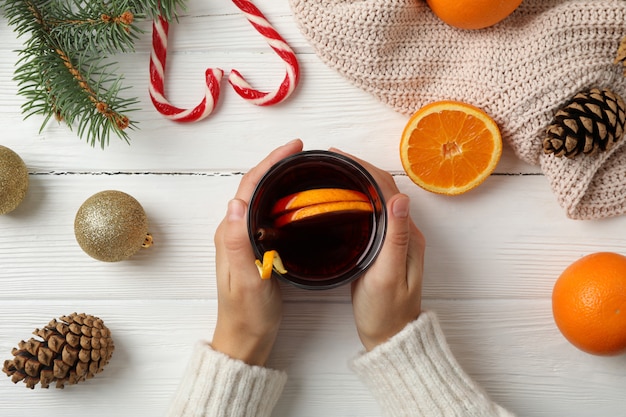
xmin=289 ymin=0 xmax=626 ymax=220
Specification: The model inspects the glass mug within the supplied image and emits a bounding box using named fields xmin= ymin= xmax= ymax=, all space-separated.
xmin=247 ymin=150 xmax=387 ymax=290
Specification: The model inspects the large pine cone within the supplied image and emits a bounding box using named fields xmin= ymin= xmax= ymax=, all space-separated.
xmin=543 ymin=88 xmax=626 ymax=158
xmin=2 ymin=313 xmax=114 ymax=389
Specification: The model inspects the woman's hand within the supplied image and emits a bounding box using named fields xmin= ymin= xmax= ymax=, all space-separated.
xmin=332 ymin=149 xmax=426 ymax=351
xmin=211 ymin=139 xmax=304 ymax=366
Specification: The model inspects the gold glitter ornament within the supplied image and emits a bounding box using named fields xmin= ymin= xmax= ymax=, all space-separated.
xmin=0 ymin=145 xmax=29 ymax=215
xmin=74 ymin=190 xmax=152 ymax=262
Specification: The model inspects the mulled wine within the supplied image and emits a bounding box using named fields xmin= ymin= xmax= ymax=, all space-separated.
xmin=247 ymin=150 xmax=387 ymax=290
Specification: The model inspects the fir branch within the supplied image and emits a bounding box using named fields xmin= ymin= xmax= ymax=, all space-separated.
xmin=46 ymin=1 xmax=141 ymax=55
xmin=53 ymin=47 xmax=135 ymax=146
xmin=126 ymin=0 xmax=186 ymax=21
xmin=2 ymin=0 xmax=186 ymax=148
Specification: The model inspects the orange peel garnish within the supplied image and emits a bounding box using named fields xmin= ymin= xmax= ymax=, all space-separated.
xmin=256 ymin=250 xmax=287 ymax=280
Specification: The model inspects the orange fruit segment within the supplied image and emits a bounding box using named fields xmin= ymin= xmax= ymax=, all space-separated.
xmin=552 ymin=252 xmax=626 ymax=356
xmin=274 ymin=200 xmax=373 ymax=228
xmin=426 ymin=0 xmax=523 ymax=30
xmin=271 ymin=188 xmax=370 ymax=216
xmin=399 ymin=100 xmax=502 ymax=196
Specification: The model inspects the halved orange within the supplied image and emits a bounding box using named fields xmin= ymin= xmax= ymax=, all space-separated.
xmin=271 ymin=188 xmax=369 ymax=216
xmin=399 ymin=101 xmax=502 ymax=195
xmin=274 ymin=200 xmax=373 ymax=228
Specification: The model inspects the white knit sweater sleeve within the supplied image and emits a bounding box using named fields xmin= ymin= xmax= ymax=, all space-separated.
xmin=350 ymin=311 xmax=515 ymax=417
xmin=165 ymin=341 xmax=287 ymax=417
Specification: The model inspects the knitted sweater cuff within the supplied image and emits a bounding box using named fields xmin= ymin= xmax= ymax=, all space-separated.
xmin=166 ymin=342 xmax=287 ymax=417
xmin=350 ymin=311 xmax=513 ymax=417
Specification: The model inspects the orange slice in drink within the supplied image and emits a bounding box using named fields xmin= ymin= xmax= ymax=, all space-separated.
xmin=274 ymin=200 xmax=373 ymax=228
xmin=271 ymin=188 xmax=370 ymax=216
xmin=399 ymin=101 xmax=502 ymax=195
xmin=272 ymin=189 xmax=373 ymax=228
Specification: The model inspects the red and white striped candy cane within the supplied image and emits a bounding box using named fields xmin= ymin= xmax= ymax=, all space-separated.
xmin=228 ymin=0 xmax=300 ymax=106
xmin=149 ymin=16 xmax=223 ymax=122
xmin=149 ymin=2 xmax=300 ymax=121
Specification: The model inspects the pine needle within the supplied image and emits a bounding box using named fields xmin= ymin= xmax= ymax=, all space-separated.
xmin=2 ymin=0 xmax=186 ymax=148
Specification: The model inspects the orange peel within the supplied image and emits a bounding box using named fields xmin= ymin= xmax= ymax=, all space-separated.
xmin=255 ymin=250 xmax=287 ymax=280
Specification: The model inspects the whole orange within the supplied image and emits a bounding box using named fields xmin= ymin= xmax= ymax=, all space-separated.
xmin=426 ymin=0 xmax=523 ymax=30
xmin=552 ymin=252 xmax=626 ymax=356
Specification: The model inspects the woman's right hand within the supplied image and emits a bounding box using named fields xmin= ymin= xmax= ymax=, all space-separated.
xmin=332 ymin=149 xmax=426 ymax=351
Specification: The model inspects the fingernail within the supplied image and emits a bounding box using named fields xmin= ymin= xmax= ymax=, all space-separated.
xmin=228 ymin=199 xmax=245 ymax=222
xmin=392 ymin=195 xmax=410 ymax=218
xmin=285 ymin=138 xmax=301 ymax=146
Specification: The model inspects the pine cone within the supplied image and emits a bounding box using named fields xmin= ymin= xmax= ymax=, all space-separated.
xmin=2 ymin=313 xmax=114 ymax=389
xmin=543 ymin=88 xmax=626 ymax=158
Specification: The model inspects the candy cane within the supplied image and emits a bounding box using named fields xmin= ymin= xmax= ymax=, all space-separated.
xmin=149 ymin=16 xmax=223 ymax=122
xmin=228 ymin=0 xmax=300 ymax=106
xmin=149 ymin=2 xmax=299 ymax=121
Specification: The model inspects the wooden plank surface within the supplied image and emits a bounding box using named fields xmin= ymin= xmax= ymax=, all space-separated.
xmin=1 ymin=2 xmax=626 ymax=416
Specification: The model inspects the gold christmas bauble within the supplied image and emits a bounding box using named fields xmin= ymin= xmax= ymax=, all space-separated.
xmin=0 ymin=145 xmax=29 ymax=215
xmin=74 ymin=190 xmax=152 ymax=262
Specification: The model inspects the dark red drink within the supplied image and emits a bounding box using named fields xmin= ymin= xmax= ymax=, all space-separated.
xmin=248 ymin=150 xmax=387 ymax=290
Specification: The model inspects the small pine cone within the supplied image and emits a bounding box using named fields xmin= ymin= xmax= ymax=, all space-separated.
xmin=543 ymin=88 xmax=626 ymax=159
xmin=2 ymin=313 xmax=114 ymax=389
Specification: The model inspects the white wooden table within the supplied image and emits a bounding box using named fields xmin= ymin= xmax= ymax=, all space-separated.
xmin=1 ymin=2 xmax=626 ymax=416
